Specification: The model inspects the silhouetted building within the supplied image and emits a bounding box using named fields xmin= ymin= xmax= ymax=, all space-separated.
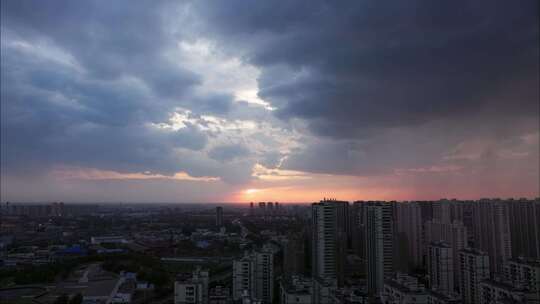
xmin=351 ymin=201 xmax=368 ymax=264
xmin=506 ymin=199 xmax=540 ymax=259
xmin=283 ymin=233 xmax=306 ymax=276
xmin=258 ymin=202 xmax=266 ymax=216
xmin=395 ymin=202 xmax=423 ymax=271
xmin=472 ymin=200 xmax=511 ymax=275
xmin=216 ymin=206 xmax=223 ymax=227
xmin=311 ymin=199 xmax=349 ymax=287
xmin=364 ymin=202 xmax=394 ymax=296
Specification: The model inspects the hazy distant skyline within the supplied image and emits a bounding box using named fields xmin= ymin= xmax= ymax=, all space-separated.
xmin=1 ymin=1 xmax=538 ymax=203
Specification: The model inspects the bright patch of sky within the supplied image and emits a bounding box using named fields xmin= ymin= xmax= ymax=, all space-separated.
xmin=171 ymin=39 xmax=273 ymax=110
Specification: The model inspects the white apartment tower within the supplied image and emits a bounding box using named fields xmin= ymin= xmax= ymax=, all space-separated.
xmin=233 ymin=249 xmax=274 ymax=304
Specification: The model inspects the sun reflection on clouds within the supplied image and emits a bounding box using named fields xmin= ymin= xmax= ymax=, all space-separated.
xmin=50 ymin=166 xmax=220 ymax=182
xmin=235 ymin=89 xmax=275 ymax=110
xmin=244 ymin=188 xmax=259 ymax=195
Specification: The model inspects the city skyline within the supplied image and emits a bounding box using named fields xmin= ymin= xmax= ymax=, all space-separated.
xmin=1 ymin=0 xmax=539 ymax=203
xmin=1 ymin=197 xmax=539 ymax=303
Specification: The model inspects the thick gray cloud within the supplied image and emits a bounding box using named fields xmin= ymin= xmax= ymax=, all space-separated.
xmin=192 ymin=0 xmax=538 ymax=137
xmin=1 ymin=0 xmax=538 ymax=201
xmin=0 ymin=0 xmax=242 ymax=184
xmin=191 ymin=0 xmax=539 ymax=180
xmin=208 ymin=144 xmax=251 ymax=162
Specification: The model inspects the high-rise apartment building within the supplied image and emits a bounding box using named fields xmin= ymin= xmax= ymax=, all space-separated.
xmin=311 ymin=200 xmax=349 ymax=287
xmin=283 ymin=233 xmax=306 ymax=276
xmin=506 ymin=199 xmax=540 ymax=259
xmin=267 ymin=202 xmax=274 ymax=216
xmin=428 ymin=241 xmax=454 ymax=294
xmin=432 ymin=200 xmax=467 ymax=224
xmin=425 ymin=219 xmax=467 ymax=288
xmin=258 ymin=202 xmax=266 ymax=216
xmin=364 ymin=202 xmax=394 ymax=296
xmin=216 ymin=206 xmax=223 ymax=227
xmin=253 ymin=250 xmax=274 ymax=304
xmin=351 ymin=201 xmax=366 ymax=260
xmin=395 ymin=202 xmax=423 ymax=270
xmin=459 ymin=248 xmax=490 ymax=304
xmin=232 ymin=249 xmax=274 ymax=304
xmin=472 ymin=200 xmax=511 ymax=275
xmin=233 ymin=256 xmax=253 ymax=301
xmin=433 ymin=200 xmax=453 ymax=223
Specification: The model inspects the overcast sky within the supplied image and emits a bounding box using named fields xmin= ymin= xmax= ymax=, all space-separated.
xmin=1 ymin=0 xmax=538 ymax=203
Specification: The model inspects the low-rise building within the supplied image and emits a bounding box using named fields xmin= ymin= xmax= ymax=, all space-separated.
xmin=174 ymin=267 xmax=209 ymax=304
xmin=330 ymin=285 xmax=369 ymax=304
xmin=90 ymin=236 xmax=127 ymax=245
xmin=209 ymin=285 xmax=231 ymax=304
xmin=110 ymin=279 xmax=135 ymax=303
xmin=479 ymin=279 xmax=538 ymax=304
xmin=426 ymin=289 xmax=462 ymax=304
xmin=383 ymin=273 xmax=429 ymax=304
xmin=280 ymin=275 xmax=313 ymax=304
xmin=504 ymin=257 xmax=540 ymax=300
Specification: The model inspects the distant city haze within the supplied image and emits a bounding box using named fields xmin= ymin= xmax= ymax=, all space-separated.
xmin=1 ymin=1 xmax=538 ymax=203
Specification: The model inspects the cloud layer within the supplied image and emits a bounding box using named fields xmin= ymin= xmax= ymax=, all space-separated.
xmin=1 ymin=0 xmax=538 ymax=202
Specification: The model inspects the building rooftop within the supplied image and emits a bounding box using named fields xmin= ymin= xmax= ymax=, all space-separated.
xmin=281 ymin=275 xmax=313 ymax=295
xmin=384 ymin=280 xmax=426 ymax=294
xmin=507 ymin=257 xmax=540 ymax=268
xmin=429 ymin=240 xmax=451 ymax=248
xmin=460 ymin=248 xmax=488 ymax=256
xmin=427 ymin=289 xmax=461 ymax=302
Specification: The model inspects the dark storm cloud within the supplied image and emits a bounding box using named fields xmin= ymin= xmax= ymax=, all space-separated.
xmin=1 ymin=0 xmax=538 ymax=201
xmin=2 ymin=1 xmax=178 ymax=79
xmin=190 ymin=0 xmax=539 ymax=180
xmin=193 ymin=0 xmax=539 ymax=137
